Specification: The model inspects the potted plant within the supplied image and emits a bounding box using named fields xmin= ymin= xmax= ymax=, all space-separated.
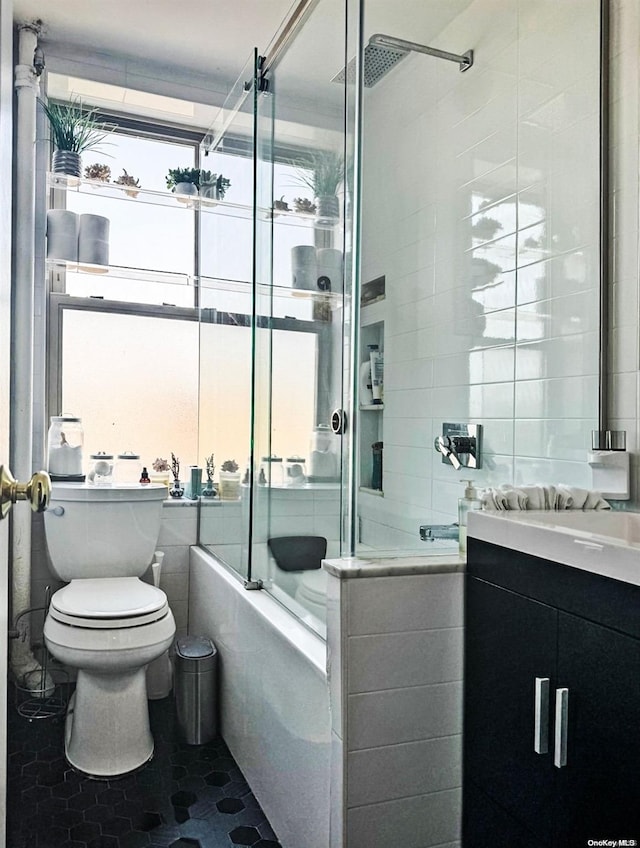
xmin=39 ymin=96 xmax=112 ymax=179
xmin=293 ymin=197 xmax=316 ymax=215
xmin=273 ymin=195 xmax=289 ymax=212
xmin=84 ymin=162 xmax=111 ymax=182
xmin=169 ymin=452 xmax=184 ymax=498
xmin=200 ymin=171 xmax=231 ymax=201
xmin=293 ymin=150 xmax=344 ymax=222
xmin=166 ymin=167 xmax=200 ymax=198
xmin=202 ymin=453 xmax=216 ymax=497
xmin=114 ymin=169 xmax=141 ymax=198
xmin=150 ymin=457 xmax=171 ymax=493
xmin=218 ymin=459 xmax=241 ymax=500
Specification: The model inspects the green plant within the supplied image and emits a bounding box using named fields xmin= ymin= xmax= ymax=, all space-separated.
xmin=166 ymin=167 xmax=200 ymax=190
xmin=293 ymin=150 xmax=344 ymax=197
xmin=221 ymin=459 xmax=239 ymax=473
xmin=293 ymin=197 xmax=316 ymax=214
xmin=200 ymin=171 xmax=231 ymax=199
xmin=84 ymin=162 xmax=111 ymax=181
xmin=215 ymin=174 xmax=231 ymax=199
xmin=170 ymin=452 xmax=180 ymax=481
xmin=38 ymin=96 xmax=112 ymax=154
xmin=205 ymin=453 xmax=215 ymax=482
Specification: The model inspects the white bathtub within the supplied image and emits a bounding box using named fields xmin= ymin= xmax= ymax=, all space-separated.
xmin=189 ymin=546 xmax=331 ymax=848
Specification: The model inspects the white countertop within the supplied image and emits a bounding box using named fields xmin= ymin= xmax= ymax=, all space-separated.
xmin=468 ymin=509 xmax=640 ymax=588
xmin=323 ymin=553 xmax=465 ymax=579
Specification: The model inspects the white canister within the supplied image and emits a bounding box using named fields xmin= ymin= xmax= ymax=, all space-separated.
xmin=316 ymin=248 xmax=343 ymax=292
xmin=78 ymin=214 xmax=110 ymax=266
xmin=291 ymin=244 xmax=317 ymax=291
xmin=115 ymin=452 xmax=142 ymax=484
xmin=46 ymin=210 xmax=79 ymax=262
xmin=47 ymin=415 xmax=84 ymax=480
xmin=88 ymin=452 xmax=114 ymax=486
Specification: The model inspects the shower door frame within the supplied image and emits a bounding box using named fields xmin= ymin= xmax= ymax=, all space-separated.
xmin=0 ymin=0 xmax=13 ymax=835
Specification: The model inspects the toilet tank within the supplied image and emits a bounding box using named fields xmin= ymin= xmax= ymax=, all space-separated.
xmin=44 ymin=483 xmax=167 ymax=581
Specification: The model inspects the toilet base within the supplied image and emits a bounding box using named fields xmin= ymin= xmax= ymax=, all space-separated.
xmin=65 ymin=667 xmax=154 ymax=778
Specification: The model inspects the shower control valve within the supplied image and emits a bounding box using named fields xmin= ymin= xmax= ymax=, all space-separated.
xmin=435 ymin=423 xmax=482 ymax=470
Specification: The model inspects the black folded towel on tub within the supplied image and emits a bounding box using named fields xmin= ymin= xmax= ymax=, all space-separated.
xmin=267 ymin=536 xmax=327 ymax=572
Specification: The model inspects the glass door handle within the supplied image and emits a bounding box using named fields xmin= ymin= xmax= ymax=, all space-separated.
xmin=0 ymin=465 xmax=51 ymax=519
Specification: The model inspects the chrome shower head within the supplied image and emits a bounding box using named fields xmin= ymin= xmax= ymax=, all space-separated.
xmin=332 ymin=39 xmax=408 ymax=88
xmin=332 ymin=32 xmax=474 ymax=88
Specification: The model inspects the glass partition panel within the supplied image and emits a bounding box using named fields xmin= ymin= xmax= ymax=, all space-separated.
xmin=353 ymin=0 xmax=603 ymax=557
xmin=197 ymin=52 xmax=260 ymax=582
xmin=252 ymin=0 xmax=351 ymax=636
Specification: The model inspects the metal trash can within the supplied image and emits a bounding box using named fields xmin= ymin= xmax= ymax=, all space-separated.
xmin=174 ymin=635 xmax=218 ymax=745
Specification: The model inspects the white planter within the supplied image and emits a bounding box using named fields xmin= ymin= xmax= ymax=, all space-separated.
xmin=46 ymin=210 xmax=79 ymax=262
xmin=173 ymin=182 xmax=198 ymax=198
xmin=291 ymin=245 xmax=317 ymax=291
xmin=78 ymin=214 xmax=110 ymax=267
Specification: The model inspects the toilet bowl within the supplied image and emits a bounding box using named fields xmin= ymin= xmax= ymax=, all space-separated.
xmin=294 ymin=568 xmax=328 ymax=623
xmin=43 ymin=483 xmax=175 ymax=778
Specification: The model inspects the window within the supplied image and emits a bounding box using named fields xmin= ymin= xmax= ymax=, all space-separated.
xmin=47 ymin=102 xmax=321 ymax=473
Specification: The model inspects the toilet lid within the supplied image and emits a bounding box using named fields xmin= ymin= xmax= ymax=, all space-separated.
xmin=297 ymin=568 xmax=328 ymax=605
xmin=49 ymin=578 xmax=169 ymax=628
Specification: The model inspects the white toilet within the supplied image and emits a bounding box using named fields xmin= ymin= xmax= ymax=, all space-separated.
xmin=43 ymin=482 xmax=175 ymax=778
xmin=294 ymin=568 xmax=328 ymax=623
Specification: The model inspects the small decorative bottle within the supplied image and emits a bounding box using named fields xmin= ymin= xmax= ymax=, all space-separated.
xmin=458 ymin=479 xmax=482 ymax=556
xmin=139 ymin=467 xmax=150 ymax=485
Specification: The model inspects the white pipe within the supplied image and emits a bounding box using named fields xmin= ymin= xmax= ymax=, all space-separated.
xmin=10 ymin=23 xmax=45 ymax=688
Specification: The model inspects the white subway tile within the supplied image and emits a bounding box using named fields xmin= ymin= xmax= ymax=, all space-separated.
xmin=348 ymin=573 xmax=463 ymax=636
xmin=346 ymin=787 xmax=461 ymax=848
xmin=347 ymin=628 xmax=463 ymax=694
xmin=347 ymin=736 xmax=461 ymax=808
xmin=157 ymin=516 xmax=198 ymax=547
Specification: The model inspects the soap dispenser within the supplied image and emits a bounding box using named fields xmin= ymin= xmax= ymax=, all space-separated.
xmin=458 ymin=479 xmax=482 ymax=556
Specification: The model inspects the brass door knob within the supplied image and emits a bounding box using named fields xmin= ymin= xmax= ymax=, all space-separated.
xmin=0 ymin=465 xmax=51 ymax=519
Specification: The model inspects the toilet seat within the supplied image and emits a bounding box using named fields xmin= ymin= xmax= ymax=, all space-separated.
xmin=50 ymin=578 xmax=169 ymax=628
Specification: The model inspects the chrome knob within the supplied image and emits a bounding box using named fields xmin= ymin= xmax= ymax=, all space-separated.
xmin=434 ymin=435 xmax=461 ymax=470
xmin=0 ymin=465 xmax=51 ymax=520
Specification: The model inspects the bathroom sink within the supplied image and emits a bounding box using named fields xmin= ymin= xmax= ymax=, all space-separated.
xmin=468 ymin=509 xmax=640 ymax=588
xmin=515 ymin=510 xmax=640 ymax=545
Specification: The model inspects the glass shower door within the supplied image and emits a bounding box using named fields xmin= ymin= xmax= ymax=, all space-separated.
xmin=251 ymin=0 xmax=352 ymax=636
xmin=197 ymin=51 xmax=262 ymax=583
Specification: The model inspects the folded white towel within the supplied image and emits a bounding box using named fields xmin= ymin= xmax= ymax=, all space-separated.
xmin=480 ymin=483 xmax=610 ymax=511
xmin=518 ymin=485 xmax=546 ymax=510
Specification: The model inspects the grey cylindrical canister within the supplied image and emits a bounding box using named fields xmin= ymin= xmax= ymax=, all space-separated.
xmin=291 ymin=244 xmax=317 ymax=291
xmin=46 ymin=210 xmax=79 ymax=261
xmin=316 ymin=248 xmax=343 ymax=292
xmin=174 ymin=635 xmax=218 ymax=745
xmin=78 ymin=214 xmax=110 ymax=266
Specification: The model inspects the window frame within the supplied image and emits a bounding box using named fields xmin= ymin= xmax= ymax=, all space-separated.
xmin=45 ymin=108 xmax=328 ymax=438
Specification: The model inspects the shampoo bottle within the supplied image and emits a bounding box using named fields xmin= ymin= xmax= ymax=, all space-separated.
xmin=458 ymin=479 xmax=482 ymax=556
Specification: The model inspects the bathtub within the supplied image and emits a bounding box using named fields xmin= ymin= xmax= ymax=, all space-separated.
xmin=189 ymin=546 xmax=331 ymax=848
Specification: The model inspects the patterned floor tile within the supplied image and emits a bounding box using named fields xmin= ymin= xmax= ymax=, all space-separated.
xmin=7 ymin=693 xmax=282 ymax=848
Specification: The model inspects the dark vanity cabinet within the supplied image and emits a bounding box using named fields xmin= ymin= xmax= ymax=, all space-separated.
xmin=463 ymin=538 xmax=640 ymax=848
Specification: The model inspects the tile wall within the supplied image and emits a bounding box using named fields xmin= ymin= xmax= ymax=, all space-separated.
xmin=359 ymin=0 xmax=603 ymax=547
xmin=609 ymin=0 xmax=640 ymax=504
xmin=326 ymin=568 xmax=464 ymax=848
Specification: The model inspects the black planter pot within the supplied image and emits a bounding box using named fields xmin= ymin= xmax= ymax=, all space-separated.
xmin=52 ymin=150 xmax=81 ymax=178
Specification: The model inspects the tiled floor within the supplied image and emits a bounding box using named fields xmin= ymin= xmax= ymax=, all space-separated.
xmin=7 ymin=691 xmax=282 ymax=848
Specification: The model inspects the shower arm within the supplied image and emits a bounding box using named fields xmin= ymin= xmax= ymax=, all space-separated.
xmin=369 ymin=34 xmax=474 ymax=72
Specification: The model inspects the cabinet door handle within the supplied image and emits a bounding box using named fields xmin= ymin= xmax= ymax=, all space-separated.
xmin=554 ymin=687 xmax=569 ymax=768
xmin=534 ymin=677 xmax=550 ymax=754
